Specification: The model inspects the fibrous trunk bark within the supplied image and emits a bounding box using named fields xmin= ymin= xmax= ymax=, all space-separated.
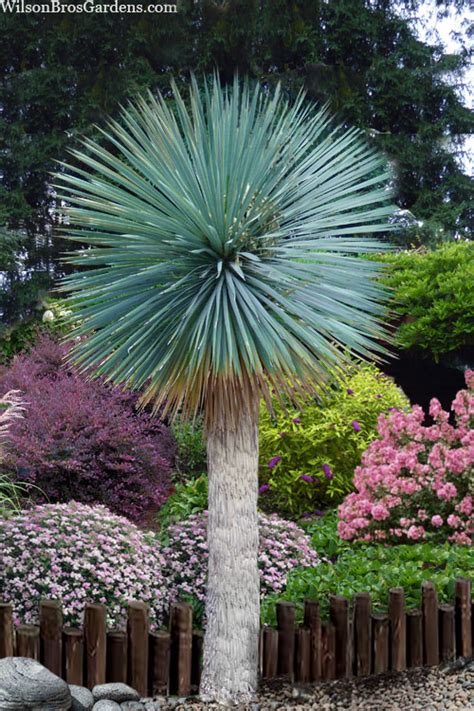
xmin=199 ymin=395 xmax=260 ymax=705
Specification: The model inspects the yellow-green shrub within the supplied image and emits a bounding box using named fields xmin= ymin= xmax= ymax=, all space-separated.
xmin=258 ymin=363 xmax=410 ymax=518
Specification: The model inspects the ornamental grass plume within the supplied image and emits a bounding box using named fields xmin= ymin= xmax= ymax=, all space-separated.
xmin=0 ymin=390 xmax=26 ymax=515
xmin=0 ymin=390 xmax=24 ymax=457
xmin=338 ymin=370 xmax=474 ymax=544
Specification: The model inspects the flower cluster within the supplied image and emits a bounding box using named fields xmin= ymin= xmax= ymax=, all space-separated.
xmin=338 ymin=371 xmax=474 ymax=544
xmin=0 ymin=336 xmax=175 ymax=520
xmin=0 ymin=502 xmax=169 ymax=628
xmin=163 ymin=511 xmax=319 ymax=604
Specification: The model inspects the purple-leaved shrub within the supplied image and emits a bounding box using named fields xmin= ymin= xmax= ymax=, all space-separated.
xmin=0 ymin=502 xmax=169 ymax=627
xmin=163 ymin=511 xmax=319 ymax=605
xmin=0 ymin=336 xmax=175 ymax=520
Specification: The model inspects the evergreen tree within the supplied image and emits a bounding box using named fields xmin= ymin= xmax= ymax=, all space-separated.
xmin=0 ymin=0 xmax=472 ymax=321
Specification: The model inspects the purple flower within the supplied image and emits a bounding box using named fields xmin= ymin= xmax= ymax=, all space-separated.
xmin=292 ymin=417 xmax=301 ymax=424
xmin=278 ymin=432 xmax=287 ymax=438
xmin=258 ymin=484 xmax=270 ymax=494
xmin=346 ymin=388 xmax=354 ymax=395
xmin=322 ymin=463 xmax=333 ymax=480
xmin=299 ymin=474 xmax=314 ymax=483
xmin=314 ymin=510 xmax=324 ymax=517
xmin=376 ymin=394 xmax=382 ymax=399
xmin=268 ymin=455 xmax=282 ymax=470
xmin=351 ymin=420 xmax=361 ymax=432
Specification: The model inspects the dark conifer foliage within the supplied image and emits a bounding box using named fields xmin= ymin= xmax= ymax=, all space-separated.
xmin=0 ymin=0 xmax=472 ymax=321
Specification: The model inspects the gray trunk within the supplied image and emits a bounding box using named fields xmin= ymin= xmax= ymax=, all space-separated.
xmin=199 ymin=396 xmax=260 ymax=705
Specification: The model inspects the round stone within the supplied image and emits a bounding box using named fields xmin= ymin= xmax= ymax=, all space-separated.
xmin=92 ymin=686 xmax=140 ymax=704
xmin=0 ymin=657 xmax=71 ymax=710
xmin=92 ymin=702 xmax=121 ymax=711
xmin=70 ymin=685 xmax=94 ymax=711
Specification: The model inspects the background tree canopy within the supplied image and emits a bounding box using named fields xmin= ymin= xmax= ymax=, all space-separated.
xmin=0 ymin=0 xmax=472 ymax=324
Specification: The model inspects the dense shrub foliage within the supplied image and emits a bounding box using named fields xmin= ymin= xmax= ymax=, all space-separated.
xmin=262 ymin=542 xmax=474 ymax=624
xmin=0 ymin=502 xmax=168 ymax=627
xmin=170 ymin=416 xmax=207 ymax=482
xmin=157 ymin=474 xmax=208 ymax=536
xmin=0 ymin=299 xmax=75 ymax=364
xmin=377 ymin=243 xmax=474 ymax=360
xmin=338 ymin=371 xmax=474 ymax=544
xmin=0 ymin=337 xmax=175 ymax=520
xmin=258 ymin=363 xmax=409 ymax=518
xmin=163 ymin=512 xmax=319 ymax=618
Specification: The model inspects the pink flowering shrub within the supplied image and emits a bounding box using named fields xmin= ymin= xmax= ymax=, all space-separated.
xmin=0 ymin=336 xmax=176 ymax=520
xmin=163 ymin=511 xmax=319 ymax=606
xmin=338 ymin=370 xmax=474 ymax=544
xmin=0 ymin=502 xmax=169 ymax=628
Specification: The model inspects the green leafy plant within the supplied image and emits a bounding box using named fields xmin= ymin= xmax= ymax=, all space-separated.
xmin=376 ymin=242 xmax=474 ymax=361
xmin=171 ymin=417 xmax=207 ymax=482
xmin=258 ymin=362 xmax=409 ymax=518
xmin=300 ymin=509 xmax=351 ymax=560
xmin=262 ymin=542 xmax=474 ymax=625
xmin=157 ymin=474 xmax=208 ymax=538
xmin=0 ymin=297 xmax=77 ymax=364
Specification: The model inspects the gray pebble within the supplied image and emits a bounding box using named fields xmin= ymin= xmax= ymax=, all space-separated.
xmin=70 ymin=685 xmax=94 ymax=711
xmin=121 ymin=703 xmax=145 ymax=711
xmin=92 ymin=702 xmax=121 ymax=711
xmin=93 ymin=685 xmax=140 ymax=703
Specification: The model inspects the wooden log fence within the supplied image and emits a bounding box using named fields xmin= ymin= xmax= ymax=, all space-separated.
xmin=0 ymin=578 xmax=473 ymax=693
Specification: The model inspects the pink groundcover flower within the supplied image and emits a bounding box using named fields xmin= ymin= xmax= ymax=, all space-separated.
xmin=163 ymin=512 xmax=320 ymax=604
xmin=338 ymin=371 xmax=474 ymax=545
xmin=0 ymin=502 xmax=168 ymax=628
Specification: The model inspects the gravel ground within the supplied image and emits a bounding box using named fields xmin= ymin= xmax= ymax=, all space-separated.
xmin=149 ymin=660 xmax=474 ymax=710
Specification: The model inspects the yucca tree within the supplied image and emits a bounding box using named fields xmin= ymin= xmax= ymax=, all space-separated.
xmin=56 ymin=77 xmax=395 ymax=703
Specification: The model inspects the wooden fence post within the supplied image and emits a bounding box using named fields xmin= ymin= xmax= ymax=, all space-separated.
xmin=191 ymin=630 xmax=203 ymax=692
xmin=422 ymin=581 xmax=439 ymax=666
xmin=84 ymin=603 xmax=106 ymax=686
xmin=295 ymin=627 xmax=311 ymax=683
xmin=353 ymin=593 xmax=371 ymax=677
xmin=150 ymin=631 xmax=171 ymax=696
xmin=63 ymin=628 xmax=83 ymax=685
xmin=40 ymin=600 xmax=63 ymax=676
xmin=16 ymin=625 xmax=40 ymax=660
xmin=389 ymin=588 xmax=406 ymax=672
xmin=406 ymin=610 xmax=423 ymax=668
xmin=106 ymin=630 xmax=127 ymax=683
xmin=127 ymin=602 xmax=149 ymax=696
xmin=330 ymin=595 xmax=350 ymax=678
xmin=372 ymin=614 xmax=389 ymax=674
xmin=0 ymin=604 xmax=14 ymax=658
xmin=455 ymin=578 xmax=472 ymax=658
xmin=276 ymin=601 xmax=295 ymax=679
xmin=439 ymin=604 xmax=455 ymax=662
xmin=320 ymin=622 xmax=336 ymax=680
xmin=169 ymin=603 xmax=193 ymax=696
xmin=304 ymin=600 xmax=321 ymax=681
xmin=261 ymin=626 xmax=278 ymax=679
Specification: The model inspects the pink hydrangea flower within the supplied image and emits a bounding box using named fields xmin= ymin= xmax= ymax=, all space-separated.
xmin=338 ymin=371 xmax=474 ymax=545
